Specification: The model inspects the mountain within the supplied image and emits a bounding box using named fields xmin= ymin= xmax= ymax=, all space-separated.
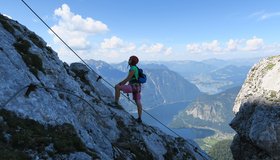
xmin=143 ymin=68 xmax=201 ymax=108
xmin=201 ymin=58 xmax=229 ymax=68
xmin=201 ymin=58 xmax=261 ymax=68
xmin=170 ymin=86 xmax=241 ymax=133
xmin=162 ymin=60 xmax=216 ymax=79
xmin=161 ymin=60 xmax=251 ymax=94
xmin=85 ymin=59 xmax=126 ymax=84
xmin=198 ymin=65 xmax=250 ymax=94
xmin=230 ymin=55 xmax=280 ymax=159
xmin=0 ymin=14 xmax=209 ymax=159
xmin=88 ymin=61 xmax=202 ymax=110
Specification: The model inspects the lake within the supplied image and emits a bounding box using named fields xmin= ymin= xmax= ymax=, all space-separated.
xmin=132 ymin=101 xmax=215 ymax=139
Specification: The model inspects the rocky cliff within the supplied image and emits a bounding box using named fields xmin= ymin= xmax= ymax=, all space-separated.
xmin=171 ymin=87 xmax=240 ymax=133
xmin=0 ymin=14 xmax=209 ymax=159
xmin=230 ymin=55 xmax=280 ymax=160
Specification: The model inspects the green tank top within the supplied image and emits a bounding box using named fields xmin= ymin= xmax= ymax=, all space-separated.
xmin=129 ymin=66 xmax=139 ymax=84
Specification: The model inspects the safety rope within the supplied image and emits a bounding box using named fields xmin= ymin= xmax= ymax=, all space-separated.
xmin=20 ymin=0 xmax=209 ymax=159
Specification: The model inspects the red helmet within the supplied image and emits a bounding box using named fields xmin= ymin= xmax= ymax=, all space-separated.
xmin=129 ymin=55 xmax=139 ymax=65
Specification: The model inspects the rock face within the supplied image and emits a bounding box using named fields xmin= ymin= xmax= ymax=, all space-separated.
xmin=0 ymin=14 xmax=209 ymax=159
xmin=171 ymin=87 xmax=240 ymax=133
xmin=230 ymin=55 xmax=280 ymax=160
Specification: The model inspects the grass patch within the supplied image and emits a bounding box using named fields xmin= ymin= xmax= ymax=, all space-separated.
xmin=13 ymin=38 xmax=31 ymax=55
xmin=267 ymin=55 xmax=280 ymax=60
xmin=13 ymin=37 xmax=45 ymax=77
xmin=0 ymin=109 xmax=99 ymax=159
xmin=28 ymin=32 xmax=45 ymax=48
xmin=264 ymin=63 xmax=275 ymax=71
xmin=270 ymin=90 xmax=277 ymax=98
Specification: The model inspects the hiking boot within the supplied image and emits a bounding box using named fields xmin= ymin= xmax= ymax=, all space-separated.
xmin=137 ymin=118 xmax=142 ymax=123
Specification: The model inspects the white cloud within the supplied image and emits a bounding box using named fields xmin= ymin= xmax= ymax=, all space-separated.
xmin=203 ymin=40 xmax=222 ymax=53
xmin=186 ymin=40 xmax=222 ymax=54
xmin=121 ymin=43 xmax=137 ymax=52
xmin=139 ymin=43 xmax=172 ymax=55
xmin=244 ymin=36 xmax=264 ymax=51
xmin=186 ymin=43 xmax=202 ymax=53
xmin=100 ymin=36 xmax=136 ymax=52
xmin=101 ymin=36 xmax=123 ymax=49
xmin=49 ymin=4 xmax=108 ymax=50
xmin=186 ymin=37 xmax=268 ymax=55
xmin=226 ymin=39 xmax=242 ymax=51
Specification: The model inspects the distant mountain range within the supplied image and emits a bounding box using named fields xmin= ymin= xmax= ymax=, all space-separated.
xmin=152 ymin=58 xmax=258 ymax=94
xmin=170 ymin=86 xmax=241 ymax=133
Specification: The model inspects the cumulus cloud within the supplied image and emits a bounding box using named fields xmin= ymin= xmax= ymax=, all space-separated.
xmin=244 ymin=36 xmax=264 ymax=51
xmin=186 ymin=37 xmax=268 ymax=54
xmin=186 ymin=40 xmax=222 ymax=54
xmin=139 ymin=43 xmax=172 ymax=55
xmin=101 ymin=36 xmax=123 ymax=49
xmin=226 ymin=39 xmax=242 ymax=51
xmin=49 ymin=4 xmax=108 ymax=50
xmin=100 ymin=36 xmax=136 ymax=52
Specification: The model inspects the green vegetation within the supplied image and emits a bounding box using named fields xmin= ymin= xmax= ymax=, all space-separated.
xmin=208 ymin=139 xmax=233 ymax=160
xmin=264 ymin=63 xmax=275 ymax=71
xmin=196 ymin=137 xmax=233 ymax=160
xmin=13 ymin=37 xmax=45 ymax=77
xmin=28 ymin=32 xmax=45 ymax=49
xmin=0 ymin=109 xmax=99 ymax=159
xmin=13 ymin=38 xmax=31 ymax=54
xmin=270 ymin=90 xmax=277 ymax=98
xmin=196 ymin=136 xmax=221 ymax=153
xmin=267 ymin=55 xmax=280 ymax=60
xmin=0 ymin=14 xmax=15 ymax=34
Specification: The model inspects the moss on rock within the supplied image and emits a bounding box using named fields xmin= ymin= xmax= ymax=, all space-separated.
xmin=0 ymin=14 xmax=15 ymax=34
xmin=13 ymin=37 xmax=45 ymax=77
xmin=0 ymin=109 xmax=99 ymax=159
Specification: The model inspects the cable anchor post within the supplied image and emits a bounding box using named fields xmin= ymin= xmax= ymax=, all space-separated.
xmin=96 ymin=75 xmax=102 ymax=82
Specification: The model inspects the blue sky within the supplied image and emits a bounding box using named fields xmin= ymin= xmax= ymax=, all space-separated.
xmin=1 ymin=0 xmax=280 ymax=63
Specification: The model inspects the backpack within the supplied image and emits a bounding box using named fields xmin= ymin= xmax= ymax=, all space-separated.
xmin=137 ymin=67 xmax=147 ymax=84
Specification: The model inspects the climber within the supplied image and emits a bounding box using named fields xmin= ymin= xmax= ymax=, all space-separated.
xmin=114 ymin=55 xmax=143 ymax=123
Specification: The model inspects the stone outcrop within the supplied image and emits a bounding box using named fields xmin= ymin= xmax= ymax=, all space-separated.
xmin=230 ymin=55 xmax=280 ymax=160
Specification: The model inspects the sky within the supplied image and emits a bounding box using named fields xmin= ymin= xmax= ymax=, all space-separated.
xmin=1 ymin=0 xmax=280 ymax=63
